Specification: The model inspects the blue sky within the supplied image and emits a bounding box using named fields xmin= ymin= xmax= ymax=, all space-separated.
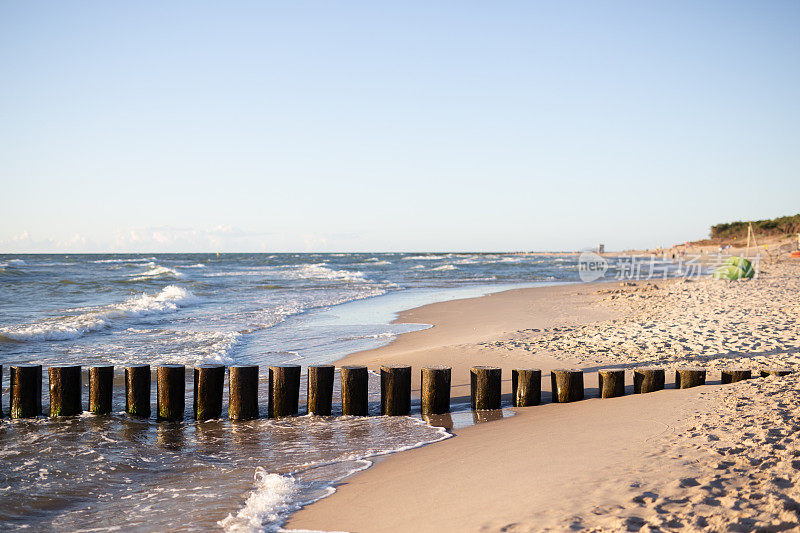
xmin=1 ymin=1 xmax=798 ymax=252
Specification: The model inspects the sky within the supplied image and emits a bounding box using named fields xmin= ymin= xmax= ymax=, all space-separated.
xmin=1 ymin=1 xmax=798 ymax=253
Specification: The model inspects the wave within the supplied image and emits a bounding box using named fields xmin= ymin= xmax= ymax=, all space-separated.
xmin=431 ymin=264 xmax=457 ymax=271
xmin=0 ymin=259 xmax=26 ymax=268
xmin=90 ymin=257 xmax=155 ymax=264
xmin=185 ymin=263 xmax=206 ymax=268
xmin=129 ymin=265 xmax=184 ymax=281
xmin=219 ymin=419 xmax=451 ymax=532
xmin=408 ymin=265 xmax=426 ymax=270
xmin=402 ymin=255 xmax=448 ymax=261
xmin=284 ymin=264 xmax=366 ymax=282
xmin=0 ymin=285 xmax=199 ymax=342
xmin=119 ymin=327 xmax=240 ymax=366
xmin=218 ymin=468 xmax=300 ymax=532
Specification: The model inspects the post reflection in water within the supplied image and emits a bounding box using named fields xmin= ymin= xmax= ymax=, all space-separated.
xmin=230 ymin=419 xmax=263 ymax=451
xmin=472 ymin=409 xmax=505 ymax=424
xmin=120 ymin=417 xmax=150 ymax=444
xmin=156 ymin=421 xmax=185 ymax=450
xmin=194 ymin=419 xmax=227 ymax=452
xmin=422 ymin=412 xmax=454 ymax=430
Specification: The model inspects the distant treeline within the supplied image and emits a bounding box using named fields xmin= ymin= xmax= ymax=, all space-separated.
xmin=711 ymin=214 xmax=800 ymax=240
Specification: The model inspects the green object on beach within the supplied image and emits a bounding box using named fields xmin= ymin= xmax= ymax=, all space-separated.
xmin=723 ymin=256 xmax=754 ymax=277
xmin=712 ymin=265 xmax=749 ymax=280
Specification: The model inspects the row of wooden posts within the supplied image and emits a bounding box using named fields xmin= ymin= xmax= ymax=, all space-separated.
xmin=0 ymin=363 xmax=792 ymax=420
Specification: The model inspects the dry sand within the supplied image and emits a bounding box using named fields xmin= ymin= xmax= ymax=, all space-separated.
xmin=288 ymin=261 xmax=800 ymax=532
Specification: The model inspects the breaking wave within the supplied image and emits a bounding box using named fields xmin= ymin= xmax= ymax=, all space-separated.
xmin=0 ymin=285 xmax=199 ymax=342
xmin=129 ymin=264 xmax=184 ymax=281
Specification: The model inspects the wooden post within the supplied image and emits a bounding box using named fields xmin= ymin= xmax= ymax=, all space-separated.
xmin=0 ymin=364 xmax=2 ymax=418
xmin=10 ymin=364 xmax=42 ymax=418
xmin=229 ymin=365 xmax=259 ymax=420
xmin=760 ymin=368 xmax=792 ymax=377
xmin=380 ymin=365 xmax=411 ymax=416
xmin=511 ymin=368 xmax=541 ymax=407
xmin=470 ymin=366 xmax=501 ymax=410
xmin=633 ymin=367 xmax=665 ymax=394
xmin=550 ymin=369 xmax=584 ymax=403
xmin=49 ymin=365 xmax=82 ymax=417
xmin=421 ymin=366 xmax=451 ymax=415
xmin=89 ymin=365 xmax=114 ymax=415
xmin=721 ymin=369 xmax=752 ymax=384
xmin=268 ymin=365 xmax=301 ymax=418
xmin=307 ymin=365 xmax=334 ymax=416
xmin=157 ymin=365 xmax=185 ymax=421
xmin=341 ymin=365 xmax=369 ymax=416
xmin=675 ymin=368 xmax=706 ymax=389
xmin=125 ymin=365 xmax=151 ymax=417
xmin=598 ymin=369 xmax=625 ymax=398
xmin=193 ymin=364 xmax=225 ymax=421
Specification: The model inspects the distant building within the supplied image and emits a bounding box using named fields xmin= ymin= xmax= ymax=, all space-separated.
xmin=597 ymin=243 xmax=605 ymax=254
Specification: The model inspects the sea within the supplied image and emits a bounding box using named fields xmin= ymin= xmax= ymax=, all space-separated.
xmin=0 ymin=252 xmax=615 ymax=531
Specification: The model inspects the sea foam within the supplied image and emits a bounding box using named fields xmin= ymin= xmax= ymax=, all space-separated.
xmin=129 ymin=264 xmax=184 ymax=281
xmin=0 ymin=285 xmax=199 ymax=342
xmin=285 ymin=264 xmax=366 ymax=282
xmin=218 ymin=468 xmax=299 ymax=532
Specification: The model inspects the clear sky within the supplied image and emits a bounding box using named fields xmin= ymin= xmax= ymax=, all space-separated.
xmin=1 ymin=1 xmax=798 ymax=252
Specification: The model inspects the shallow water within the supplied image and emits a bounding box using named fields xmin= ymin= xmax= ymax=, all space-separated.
xmin=0 ymin=252 xmax=596 ymax=530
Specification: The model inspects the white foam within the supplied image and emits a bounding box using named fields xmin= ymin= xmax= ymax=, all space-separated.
xmin=185 ymin=263 xmax=207 ymax=268
xmin=431 ymin=264 xmax=457 ymax=271
xmin=129 ymin=265 xmax=184 ymax=281
xmin=90 ymin=258 xmax=155 ymax=264
xmin=218 ymin=468 xmax=299 ymax=532
xmin=409 ymin=265 xmax=426 ymax=270
xmin=0 ymin=285 xmax=199 ymax=342
xmin=402 ymin=255 xmax=448 ymax=261
xmin=219 ymin=418 xmax=452 ymax=532
xmin=284 ymin=264 xmax=366 ymax=282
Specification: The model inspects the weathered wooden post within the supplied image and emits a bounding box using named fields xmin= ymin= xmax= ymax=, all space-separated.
xmin=89 ymin=365 xmax=114 ymax=414
xmin=193 ymin=364 xmax=225 ymax=421
xmin=157 ymin=365 xmax=185 ymax=421
xmin=10 ymin=364 xmax=42 ymax=418
xmin=421 ymin=366 xmax=451 ymax=415
xmin=268 ymin=365 xmax=301 ymax=418
xmin=598 ymin=369 xmax=625 ymax=398
xmin=470 ymin=366 xmax=501 ymax=410
xmin=760 ymin=368 xmax=792 ymax=377
xmin=633 ymin=367 xmax=665 ymax=394
xmin=551 ymin=369 xmax=584 ymax=403
xmin=721 ymin=369 xmax=752 ymax=384
xmin=49 ymin=365 xmax=82 ymax=417
xmin=381 ymin=365 xmax=411 ymax=416
xmin=307 ymin=365 xmax=335 ymax=415
xmin=229 ymin=365 xmax=259 ymax=420
xmin=675 ymin=368 xmax=706 ymax=389
xmin=511 ymin=368 xmax=541 ymax=407
xmin=125 ymin=365 xmax=151 ymax=417
xmin=341 ymin=365 xmax=369 ymax=416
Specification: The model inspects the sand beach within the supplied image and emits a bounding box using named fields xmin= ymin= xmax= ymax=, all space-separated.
xmin=289 ymin=260 xmax=800 ymax=531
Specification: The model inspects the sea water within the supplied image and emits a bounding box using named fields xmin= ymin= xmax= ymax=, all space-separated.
xmin=0 ymin=252 xmax=600 ymax=531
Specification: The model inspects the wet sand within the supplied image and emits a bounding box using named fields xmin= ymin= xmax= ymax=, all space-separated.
xmin=288 ymin=261 xmax=800 ymax=531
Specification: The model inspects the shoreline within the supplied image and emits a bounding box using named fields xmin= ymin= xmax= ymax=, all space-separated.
xmin=288 ymin=260 xmax=800 ymax=531
xmin=286 ymin=280 xmax=651 ymax=531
